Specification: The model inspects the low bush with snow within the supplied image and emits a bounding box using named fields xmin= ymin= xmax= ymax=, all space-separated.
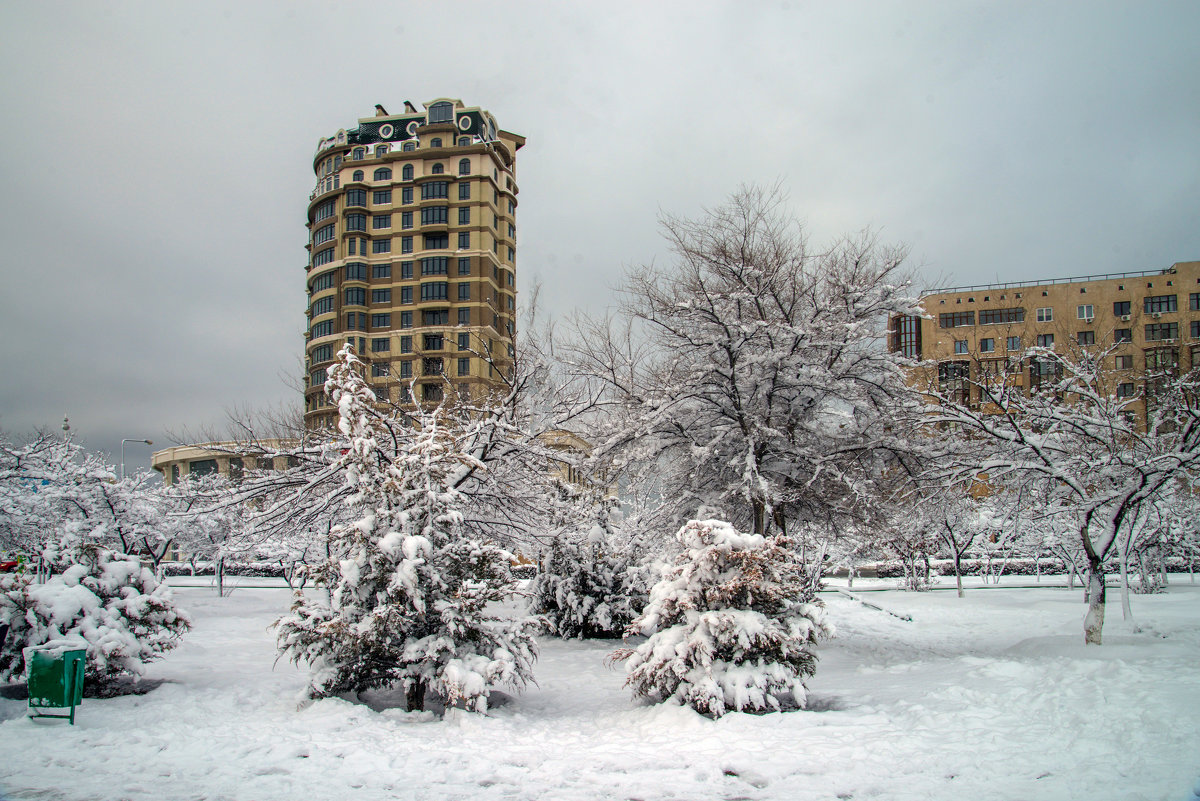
xmin=0 ymin=541 xmax=191 ymax=696
xmin=613 ymin=519 xmax=831 ymax=717
xmin=529 ymin=526 xmax=646 ymax=639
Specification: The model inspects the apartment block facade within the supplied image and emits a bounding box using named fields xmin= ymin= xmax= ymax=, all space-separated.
xmin=890 ymin=260 xmax=1200 ymax=422
xmin=304 ymin=99 xmax=523 ymax=429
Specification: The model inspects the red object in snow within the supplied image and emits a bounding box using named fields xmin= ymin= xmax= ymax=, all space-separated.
xmin=0 ymin=561 xmax=18 ymax=573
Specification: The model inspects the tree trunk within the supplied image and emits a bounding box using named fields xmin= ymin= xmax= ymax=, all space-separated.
xmin=954 ymin=551 xmax=963 ymax=598
xmin=405 ymin=678 xmax=427 ymax=712
xmin=1119 ymin=550 xmax=1133 ymax=621
xmin=217 ymin=556 xmax=225 ymax=598
xmin=1083 ymin=560 xmax=1106 ymax=645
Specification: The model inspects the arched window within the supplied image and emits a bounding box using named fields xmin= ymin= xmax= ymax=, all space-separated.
xmin=428 ymin=102 xmax=453 ymax=124
xmin=402 ymin=164 xmax=414 ymax=180
xmin=374 ymin=144 xmax=389 ymax=157
xmin=402 ymin=141 xmax=417 ymax=151
xmin=352 ymin=147 xmax=364 ymax=160
xmin=458 ymin=158 xmax=470 ymax=175
xmin=373 ymin=168 xmax=392 ymax=181
xmin=352 ymin=170 xmax=364 ymax=182
xmin=430 ymin=137 xmax=443 ymax=148
xmin=431 ymin=163 xmax=445 ymax=175
xmin=457 ymin=137 xmax=471 ymax=147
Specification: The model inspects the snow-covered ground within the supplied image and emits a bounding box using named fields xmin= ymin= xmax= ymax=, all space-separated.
xmin=2 ymin=579 xmax=1198 ymax=801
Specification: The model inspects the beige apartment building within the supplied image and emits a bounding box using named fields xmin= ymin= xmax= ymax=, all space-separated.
xmin=890 ymin=260 xmax=1200 ymax=423
xmin=304 ymin=99 xmax=523 ymax=429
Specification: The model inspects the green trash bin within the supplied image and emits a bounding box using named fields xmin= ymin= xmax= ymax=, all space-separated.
xmin=27 ymin=647 xmax=86 ymax=724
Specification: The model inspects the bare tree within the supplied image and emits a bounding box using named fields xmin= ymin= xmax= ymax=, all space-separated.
xmin=570 ymin=185 xmax=919 ymax=542
xmin=922 ymin=345 xmax=1200 ymax=643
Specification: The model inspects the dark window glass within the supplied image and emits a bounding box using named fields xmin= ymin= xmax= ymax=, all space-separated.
xmin=458 ymin=283 xmax=470 ymax=301
xmin=431 ymin=163 xmax=444 ymax=174
xmin=428 ymin=102 xmax=453 ymax=124
xmin=421 ymin=257 xmax=448 ymax=275
xmin=345 ymin=288 xmax=366 ymax=306
xmin=458 ymin=308 xmax=470 ymax=325
xmin=372 ymin=264 xmax=391 ymax=279
xmin=344 ymin=262 xmax=367 ymax=281
xmin=312 ymin=248 xmax=335 ymax=267
xmin=423 ymin=309 xmax=450 ymax=326
xmin=1146 ymin=322 xmax=1179 ymax=341
xmin=978 ymin=308 xmax=1025 ymax=325
xmin=372 ymin=313 xmax=391 ymax=328
xmin=1115 ymin=328 xmax=1132 ymax=343
xmin=1144 ymin=295 xmax=1178 ymax=313
xmin=372 ymin=215 xmax=391 ymax=229
xmin=373 ymin=168 xmax=392 ymax=181
xmin=938 ymin=312 xmax=975 ymax=328
xmin=373 ymin=190 xmax=392 ymax=204
xmin=346 ymin=213 xmax=367 ymax=231
xmin=371 ymin=338 xmax=390 ymax=352
xmin=1113 ymin=301 xmax=1131 ymax=316
xmin=314 ymin=199 xmax=336 ymax=221
xmin=423 ymin=357 xmax=444 ymax=375
xmin=458 ymin=182 xmax=470 ymax=200
xmin=310 ymin=320 xmax=334 ymax=338
xmin=458 ymin=232 xmax=470 ymax=249
xmin=421 ymin=282 xmax=449 ymax=301
xmin=457 ymin=333 xmax=470 ymax=350
xmin=457 ymin=257 xmax=471 ymax=275
xmin=402 ymin=164 xmax=414 ymax=180
xmin=401 ymin=287 xmax=412 ymax=304
xmin=310 ymin=296 xmax=334 ymax=317
xmin=424 ymin=334 xmax=444 ymax=350
xmin=458 ymin=159 xmax=470 ymax=175
xmin=400 ymin=311 xmax=412 ymax=329
xmin=421 ymin=181 xmax=449 ymax=199
xmin=311 ymin=344 xmax=333 ymax=362
xmin=372 ymin=288 xmax=391 ymax=304
xmin=422 ymin=206 xmax=449 ymax=225
xmin=400 ymin=261 xmax=414 ymax=279
xmin=352 ymin=170 xmax=364 ymax=181
xmin=345 ymin=189 xmax=367 ymax=208
xmin=401 ymin=236 xmax=412 ymax=253
xmin=399 ymin=360 xmax=412 ymax=378
xmin=400 ymin=336 xmax=412 ymax=353
xmin=310 ymin=271 xmax=336 ymax=292
xmin=372 ymin=239 xmax=391 ymax=254
xmin=402 ymin=186 xmax=413 ymax=204
xmin=1077 ymin=331 xmax=1095 ymax=345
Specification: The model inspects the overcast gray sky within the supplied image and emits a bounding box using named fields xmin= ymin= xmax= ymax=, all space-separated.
xmin=1 ymin=1 xmax=1197 ymax=474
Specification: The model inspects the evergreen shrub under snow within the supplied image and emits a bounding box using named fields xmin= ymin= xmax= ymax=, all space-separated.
xmin=613 ymin=519 xmax=831 ymax=717
xmin=529 ymin=526 xmax=646 ymax=639
xmin=275 ymin=346 xmax=537 ymax=713
xmin=0 ymin=539 xmax=191 ymax=696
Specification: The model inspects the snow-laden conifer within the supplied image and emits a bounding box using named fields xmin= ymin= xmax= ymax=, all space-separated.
xmin=0 ymin=536 xmax=190 ymax=695
xmin=275 ymin=345 xmax=537 ymax=712
xmin=530 ymin=522 xmax=646 ymax=639
xmin=613 ymin=519 xmax=831 ymax=717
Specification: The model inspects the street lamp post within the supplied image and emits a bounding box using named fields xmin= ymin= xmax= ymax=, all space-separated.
xmin=120 ymin=438 xmax=153 ymax=480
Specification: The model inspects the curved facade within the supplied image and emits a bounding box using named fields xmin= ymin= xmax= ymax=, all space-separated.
xmin=305 ymin=98 xmax=523 ymax=429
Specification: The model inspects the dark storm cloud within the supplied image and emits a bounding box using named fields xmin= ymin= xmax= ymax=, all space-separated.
xmin=1 ymin=1 xmax=1197 ymax=472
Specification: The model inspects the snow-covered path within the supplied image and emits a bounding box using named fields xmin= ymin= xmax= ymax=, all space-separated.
xmin=2 ymin=583 xmax=1198 ymax=800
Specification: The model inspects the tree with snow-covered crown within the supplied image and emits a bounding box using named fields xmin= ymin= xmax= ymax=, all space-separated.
xmin=613 ymin=519 xmax=831 ymax=717
xmin=275 ymin=345 xmax=537 ymax=712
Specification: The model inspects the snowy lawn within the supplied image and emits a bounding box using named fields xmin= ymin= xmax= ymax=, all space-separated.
xmin=2 ymin=581 xmax=1198 ymax=801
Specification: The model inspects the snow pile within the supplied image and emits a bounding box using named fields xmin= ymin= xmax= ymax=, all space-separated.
xmin=615 ymin=519 xmax=832 ymax=716
xmin=0 ymin=541 xmax=190 ymax=695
